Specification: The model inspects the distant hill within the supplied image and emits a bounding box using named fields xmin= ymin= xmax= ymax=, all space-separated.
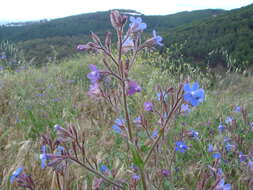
xmin=0 ymin=9 xmax=225 ymax=41
xmin=165 ymin=4 xmax=253 ymax=68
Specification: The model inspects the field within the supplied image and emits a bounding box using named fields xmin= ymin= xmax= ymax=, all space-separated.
xmin=0 ymin=52 xmax=253 ymax=189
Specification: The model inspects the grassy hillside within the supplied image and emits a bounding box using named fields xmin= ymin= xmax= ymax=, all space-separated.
xmin=1 ymin=55 xmax=253 ymax=189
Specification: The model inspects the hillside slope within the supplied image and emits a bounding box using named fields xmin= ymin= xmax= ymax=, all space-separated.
xmin=165 ymin=4 xmax=253 ymax=68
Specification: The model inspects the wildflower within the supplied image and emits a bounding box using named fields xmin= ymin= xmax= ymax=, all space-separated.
xmin=161 ymin=169 xmax=170 ymax=177
xmin=225 ymin=143 xmax=234 ymax=152
xmin=213 ymin=152 xmax=221 ymax=159
xmin=208 ymin=144 xmax=214 ymax=152
xmin=225 ymin=116 xmax=233 ymax=125
xmin=87 ymin=64 xmax=100 ymax=83
xmin=112 ymin=118 xmax=125 ymax=134
xmin=132 ymin=174 xmax=141 ymax=181
xmin=100 ymin=165 xmax=109 ymax=173
xmin=40 ymin=145 xmax=47 ymax=169
xmin=183 ymin=82 xmax=205 ymax=107
xmin=175 ymin=141 xmax=188 ymax=153
xmin=152 ymin=30 xmax=163 ymax=46
xmin=127 ymin=80 xmax=141 ymax=96
xmin=234 ymin=106 xmax=241 ymax=113
xmin=214 ymin=178 xmax=231 ymax=190
xmin=88 ymin=83 xmax=101 ymax=97
xmin=217 ymin=168 xmax=223 ymax=176
xmin=129 ymin=16 xmax=147 ymax=32
xmin=181 ymin=104 xmax=191 ymax=114
xmin=77 ymin=44 xmax=89 ymax=51
xmin=10 ymin=167 xmax=23 ymax=184
xmin=112 ymin=125 xmax=122 ymax=134
xmin=133 ymin=116 xmax=142 ymax=127
xmin=144 ymin=102 xmax=153 ymax=111
xmin=218 ymin=123 xmax=225 ymax=133
xmin=122 ymin=36 xmax=134 ymax=52
xmin=239 ymin=152 xmax=247 ymax=162
xmin=188 ymin=129 xmax=199 ymax=139
xmin=152 ymin=129 xmax=158 ymax=139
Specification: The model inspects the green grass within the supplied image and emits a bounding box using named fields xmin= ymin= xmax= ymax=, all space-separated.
xmin=0 ymin=55 xmax=253 ymax=189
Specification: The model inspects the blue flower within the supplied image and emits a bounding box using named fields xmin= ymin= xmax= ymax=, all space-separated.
xmin=152 ymin=30 xmax=163 ymax=46
xmin=217 ymin=168 xmax=223 ymax=176
xmin=225 ymin=143 xmax=234 ymax=152
xmin=225 ymin=116 xmax=233 ymax=125
xmin=112 ymin=124 xmax=122 ymax=134
xmin=218 ymin=123 xmax=225 ymax=133
xmin=239 ymin=152 xmax=247 ymax=162
xmin=181 ymin=104 xmax=191 ymax=113
xmin=10 ymin=167 xmax=23 ymax=184
xmin=216 ymin=179 xmax=231 ymax=190
xmin=183 ymin=82 xmax=205 ymax=107
xmin=40 ymin=145 xmax=47 ymax=169
xmin=189 ymin=129 xmax=199 ymax=139
xmin=133 ymin=116 xmax=142 ymax=127
xmin=132 ymin=174 xmax=141 ymax=181
xmin=115 ymin=118 xmax=125 ymax=126
xmin=208 ymin=144 xmax=214 ymax=152
xmin=213 ymin=152 xmax=221 ymax=159
xmin=100 ymin=165 xmax=109 ymax=173
xmin=112 ymin=118 xmax=125 ymax=134
xmin=152 ymin=129 xmax=158 ymax=139
xmin=234 ymin=106 xmax=241 ymax=113
xmin=129 ymin=16 xmax=147 ymax=32
xmin=144 ymin=101 xmax=153 ymax=111
xmin=175 ymin=141 xmax=188 ymax=153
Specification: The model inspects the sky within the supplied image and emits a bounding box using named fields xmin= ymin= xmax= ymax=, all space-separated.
xmin=1 ymin=0 xmax=252 ymax=22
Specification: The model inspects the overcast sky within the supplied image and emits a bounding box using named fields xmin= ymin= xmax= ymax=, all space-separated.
xmin=1 ymin=0 xmax=252 ymax=21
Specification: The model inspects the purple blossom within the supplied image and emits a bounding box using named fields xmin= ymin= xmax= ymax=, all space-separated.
xmin=87 ymin=64 xmax=101 ymax=83
xmin=123 ymin=36 xmax=134 ymax=47
xmin=208 ymin=144 xmax=214 ymax=152
xmin=225 ymin=116 xmax=233 ymax=125
xmin=152 ymin=30 xmax=163 ymax=46
xmin=144 ymin=101 xmax=153 ymax=111
xmin=175 ymin=141 xmax=188 ymax=153
xmin=88 ymin=83 xmax=101 ymax=97
xmin=183 ymin=82 xmax=205 ymax=107
xmin=77 ymin=44 xmax=88 ymax=50
xmin=218 ymin=123 xmax=225 ymax=133
xmin=10 ymin=167 xmax=23 ymax=184
xmin=239 ymin=152 xmax=247 ymax=162
xmin=215 ymin=179 xmax=231 ymax=190
xmin=234 ymin=106 xmax=241 ymax=113
xmin=129 ymin=16 xmax=147 ymax=32
xmin=161 ymin=169 xmax=170 ymax=177
xmin=181 ymin=104 xmax=191 ymax=114
xmin=40 ymin=145 xmax=47 ymax=169
xmin=225 ymin=143 xmax=234 ymax=152
xmin=132 ymin=174 xmax=141 ymax=181
xmin=127 ymin=80 xmax=141 ymax=96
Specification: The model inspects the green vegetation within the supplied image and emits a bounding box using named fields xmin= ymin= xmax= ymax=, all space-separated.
xmin=0 ymin=54 xmax=253 ymax=189
xmin=165 ymin=4 xmax=253 ymax=69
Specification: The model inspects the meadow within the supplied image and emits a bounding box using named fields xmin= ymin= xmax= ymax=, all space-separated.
xmin=1 ymin=11 xmax=253 ymax=190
